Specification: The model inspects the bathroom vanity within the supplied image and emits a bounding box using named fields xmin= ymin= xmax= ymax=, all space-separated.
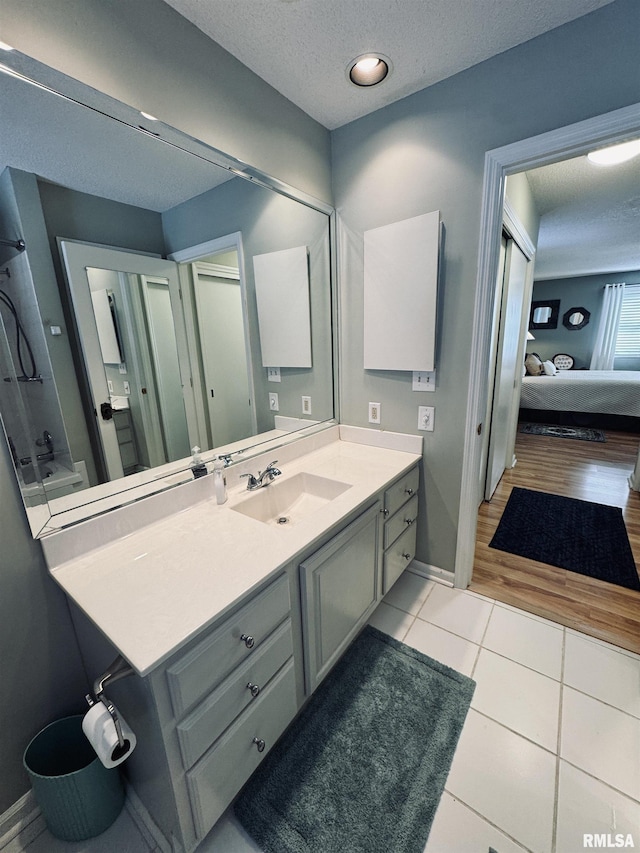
xmin=41 ymin=426 xmax=421 ymax=852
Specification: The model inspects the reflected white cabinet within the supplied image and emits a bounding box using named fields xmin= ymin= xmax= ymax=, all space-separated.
xmin=363 ymin=211 xmax=440 ymax=372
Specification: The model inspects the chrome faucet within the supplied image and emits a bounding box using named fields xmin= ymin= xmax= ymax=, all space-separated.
xmin=241 ymin=460 xmax=282 ymax=491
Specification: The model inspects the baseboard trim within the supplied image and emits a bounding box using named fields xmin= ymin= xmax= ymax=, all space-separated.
xmin=124 ymin=782 xmax=172 ymax=853
xmin=0 ymin=792 xmax=43 ymax=853
xmin=409 ymin=559 xmax=454 ymax=586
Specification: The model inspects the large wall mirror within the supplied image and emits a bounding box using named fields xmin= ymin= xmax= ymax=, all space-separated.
xmin=0 ymin=51 xmax=336 ymax=537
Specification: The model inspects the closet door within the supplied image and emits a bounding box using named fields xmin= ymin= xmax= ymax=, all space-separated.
xmin=485 ymin=238 xmax=530 ymax=499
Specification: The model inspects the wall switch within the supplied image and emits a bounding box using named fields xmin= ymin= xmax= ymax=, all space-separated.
xmin=302 ymin=396 xmax=312 ymax=415
xmin=50 ymin=325 xmax=62 ymax=336
xmin=123 ymin=380 xmax=131 ymax=395
xmin=267 ymin=367 xmax=281 ymax=382
xmin=413 ymin=370 xmax=436 ymax=392
xmin=269 ymin=392 xmax=279 ymax=411
xmin=418 ymin=405 xmax=435 ymax=431
xmin=368 ymin=402 xmax=381 ymax=424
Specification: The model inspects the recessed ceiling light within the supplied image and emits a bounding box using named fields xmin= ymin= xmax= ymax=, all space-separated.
xmin=587 ymin=139 xmax=640 ymax=166
xmin=347 ymin=54 xmax=391 ymax=87
xmin=0 ymin=41 xmax=14 ymax=51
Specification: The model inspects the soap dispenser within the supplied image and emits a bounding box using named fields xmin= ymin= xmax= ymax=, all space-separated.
xmin=190 ymin=446 xmax=208 ymax=479
xmin=213 ymin=456 xmax=227 ymax=504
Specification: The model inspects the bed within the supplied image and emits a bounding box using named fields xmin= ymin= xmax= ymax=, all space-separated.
xmin=520 ymin=370 xmax=640 ymax=418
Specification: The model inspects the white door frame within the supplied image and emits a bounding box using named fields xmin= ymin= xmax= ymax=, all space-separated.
xmin=455 ymin=101 xmax=640 ymax=589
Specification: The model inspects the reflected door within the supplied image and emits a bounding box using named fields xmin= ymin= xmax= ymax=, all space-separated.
xmin=192 ymin=262 xmax=253 ymax=447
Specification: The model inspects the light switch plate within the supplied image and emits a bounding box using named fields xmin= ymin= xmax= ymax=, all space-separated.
xmin=413 ymin=370 xmax=436 ymax=392
xmin=267 ymin=367 xmax=281 ymax=382
xmin=418 ymin=405 xmax=435 ymax=431
xmin=269 ymin=392 xmax=279 ymax=411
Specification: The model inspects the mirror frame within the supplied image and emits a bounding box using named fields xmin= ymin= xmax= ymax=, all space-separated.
xmin=562 ymin=306 xmax=590 ymax=331
xmin=0 ymin=51 xmax=340 ymax=538
xmin=528 ymin=299 xmax=560 ymax=331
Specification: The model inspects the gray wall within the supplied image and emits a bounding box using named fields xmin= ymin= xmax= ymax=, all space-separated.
xmin=332 ymin=0 xmax=640 ymax=572
xmin=531 ymin=270 xmax=640 ymax=370
xmin=2 ymin=0 xmax=331 ymax=204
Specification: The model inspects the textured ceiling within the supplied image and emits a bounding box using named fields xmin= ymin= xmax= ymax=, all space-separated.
xmin=525 ymin=154 xmax=640 ymax=280
xmin=161 ymin=0 xmax=614 ymax=130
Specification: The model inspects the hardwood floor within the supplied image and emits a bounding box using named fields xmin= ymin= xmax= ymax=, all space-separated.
xmin=470 ymin=426 xmax=640 ymax=655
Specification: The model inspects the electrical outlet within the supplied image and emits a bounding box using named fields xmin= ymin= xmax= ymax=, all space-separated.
xmin=368 ymin=402 xmax=381 ymax=424
xmin=118 ymin=363 xmax=127 ymax=374
xmin=267 ymin=367 xmax=281 ymax=382
xmin=107 ymin=380 xmax=114 ymax=393
xmin=269 ymin=392 xmax=279 ymax=411
xmin=418 ymin=405 xmax=435 ymax=431
xmin=413 ymin=370 xmax=436 ymax=392
xmin=302 ymin=396 xmax=312 ymax=415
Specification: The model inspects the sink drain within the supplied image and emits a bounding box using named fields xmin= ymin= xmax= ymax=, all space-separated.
xmin=276 ymin=516 xmax=290 ymax=525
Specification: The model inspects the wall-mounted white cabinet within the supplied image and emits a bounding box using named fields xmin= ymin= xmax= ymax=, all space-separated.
xmin=363 ymin=211 xmax=440 ymax=372
xmin=253 ymin=246 xmax=312 ymax=368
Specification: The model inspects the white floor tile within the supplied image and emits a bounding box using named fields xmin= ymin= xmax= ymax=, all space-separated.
xmin=445 ymin=710 xmax=556 ymax=853
xmin=471 ymin=649 xmax=560 ymax=752
xmin=561 ymin=687 xmax=640 ymax=801
xmin=564 ymin=631 xmax=640 ymax=718
xmin=424 ymin=792 xmax=529 ymax=853
xmin=195 ymin=810 xmax=262 ymax=852
xmin=403 ymin=619 xmax=479 ymax=677
xmin=416 ymin=585 xmax=493 ymax=644
xmin=368 ymin=601 xmax=415 ymax=640
xmin=382 ymin=570 xmax=435 ymax=615
xmin=556 ymin=761 xmax=640 ymax=853
xmin=483 ymin=604 xmax=564 ymax=680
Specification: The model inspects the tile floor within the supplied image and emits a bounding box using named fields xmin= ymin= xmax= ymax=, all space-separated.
xmin=13 ymin=572 xmax=640 ymax=853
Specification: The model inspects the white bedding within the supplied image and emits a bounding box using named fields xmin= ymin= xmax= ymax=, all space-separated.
xmin=520 ymin=370 xmax=640 ymax=417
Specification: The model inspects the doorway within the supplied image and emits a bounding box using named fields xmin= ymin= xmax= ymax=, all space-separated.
xmin=456 ymin=101 xmax=640 ymax=588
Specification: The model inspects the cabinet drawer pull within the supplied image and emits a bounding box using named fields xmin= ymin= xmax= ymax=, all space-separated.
xmin=252 ymin=737 xmax=266 ymax=753
xmin=404 ymin=487 xmax=414 ymax=496
xmin=247 ymin=682 xmax=261 ymax=698
xmin=402 ymin=552 xmax=412 ymax=561
xmin=240 ymin=634 xmax=255 ymax=649
xmin=404 ymin=517 xmax=414 ymax=526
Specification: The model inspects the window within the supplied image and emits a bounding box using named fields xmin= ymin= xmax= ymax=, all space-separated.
xmin=615 ymin=285 xmax=640 ymax=357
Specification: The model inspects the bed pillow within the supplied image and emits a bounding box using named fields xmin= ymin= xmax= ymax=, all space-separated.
xmin=542 ymin=360 xmax=557 ymax=376
xmin=524 ymin=353 xmax=544 ymax=376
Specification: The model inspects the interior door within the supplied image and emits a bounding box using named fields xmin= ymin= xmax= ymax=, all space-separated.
xmin=192 ymin=263 xmax=253 ymax=447
xmin=59 ymin=241 xmax=191 ymax=481
xmin=484 ymin=237 xmax=530 ymax=499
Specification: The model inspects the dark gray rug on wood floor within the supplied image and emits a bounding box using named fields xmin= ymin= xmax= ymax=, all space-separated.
xmin=234 ymin=625 xmax=475 ymax=853
xmin=519 ymin=422 xmax=605 ymax=442
xmin=489 ymin=487 xmax=640 ymax=591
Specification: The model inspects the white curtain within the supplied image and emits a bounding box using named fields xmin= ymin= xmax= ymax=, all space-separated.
xmin=589 ymin=282 xmax=625 ymax=370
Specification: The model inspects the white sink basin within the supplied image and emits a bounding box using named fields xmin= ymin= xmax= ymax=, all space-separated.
xmin=231 ymin=472 xmax=351 ymax=526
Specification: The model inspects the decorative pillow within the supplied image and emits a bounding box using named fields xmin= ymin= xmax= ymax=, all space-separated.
xmin=524 ymin=353 xmax=544 ymax=376
xmin=542 ymin=360 xmax=557 ymax=376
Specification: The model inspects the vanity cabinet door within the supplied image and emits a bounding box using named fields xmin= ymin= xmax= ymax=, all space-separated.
xmin=300 ymin=502 xmax=381 ymax=694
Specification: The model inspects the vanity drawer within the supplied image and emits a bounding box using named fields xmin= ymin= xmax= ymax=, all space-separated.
xmin=383 ymin=522 xmax=417 ymax=594
xmin=384 ymin=493 xmax=418 ymax=549
xmin=177 ymin=619 xmax=293 ymax=769
xmin=166 ymin=573 xmax=290 ymax=717
xmin=187 ymin=659 xmax=297 ymax=841
xmin=383 ymin=466 xmax=419 ymax=519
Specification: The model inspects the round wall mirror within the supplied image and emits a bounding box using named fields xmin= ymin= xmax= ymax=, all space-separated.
xmin=562 ymin=307 xmax=590 ymax=330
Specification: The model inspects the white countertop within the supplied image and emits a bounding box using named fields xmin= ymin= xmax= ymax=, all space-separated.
xmin=45 ymin=432 xmax=421 ymax=676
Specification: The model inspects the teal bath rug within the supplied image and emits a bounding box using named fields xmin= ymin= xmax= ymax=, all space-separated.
xmin=234 ymin=625 xmax=475 ymax=853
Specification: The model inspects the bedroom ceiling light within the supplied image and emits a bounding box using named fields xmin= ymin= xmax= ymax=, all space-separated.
xmin=140 ymin=111 xmax=158 ymax=121
xmin=348 ymin=54 xmax=391 ymax=87
xmin=587 ymin=139 xmax=640 ymax=166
